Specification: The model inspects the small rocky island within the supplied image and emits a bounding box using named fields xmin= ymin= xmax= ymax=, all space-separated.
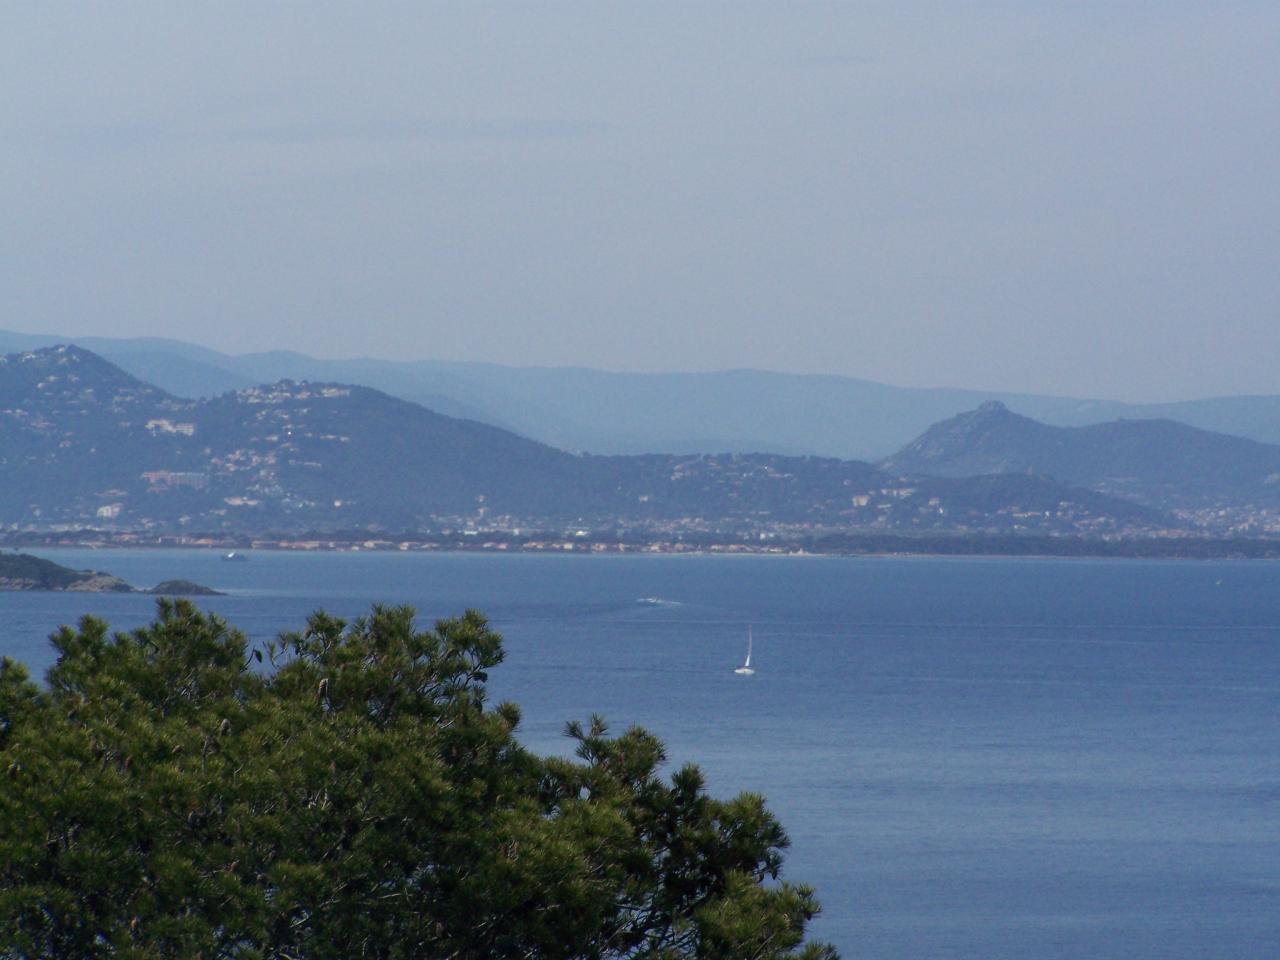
xmin=0 ymin=552 xmax=223 ymax=595
xmin=147 ymin=579 xmax=224 ymax=596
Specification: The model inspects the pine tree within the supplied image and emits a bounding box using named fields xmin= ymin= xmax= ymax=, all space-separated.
xmin=0 ymin=600 xmax=837 ymax=959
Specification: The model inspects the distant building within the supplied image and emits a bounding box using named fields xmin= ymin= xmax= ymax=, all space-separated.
xmin=141 ymin=470 xmax=208 ymax=491
xmin=145 ymin=419 xmax=196 ymax=436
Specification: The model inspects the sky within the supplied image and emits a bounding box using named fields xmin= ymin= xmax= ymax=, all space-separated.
xmin=2 ymin=2 xmax=1278 ymax=401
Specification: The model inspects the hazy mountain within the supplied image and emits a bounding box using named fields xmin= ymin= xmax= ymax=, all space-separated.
xmin=0 ymin=345 xmax=584 ymax=528
xmin=0 ymin=329 xmax=234 ymax=368
xmin=8 ymin=329 xmax=1280 ymax=458
xmin=100 ymin=350 xmax=260 ymax=397
xmin=0 ymin=344 xmax=197 ymax=518
xmin=882 ymin=401 xmax=1280 ymax=510
xmin=0 ymin=346 xmax=1165 ymax=536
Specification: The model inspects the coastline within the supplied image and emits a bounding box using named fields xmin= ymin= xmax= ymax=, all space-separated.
xmin=7 ymin=531 xmax=1280 ymax=561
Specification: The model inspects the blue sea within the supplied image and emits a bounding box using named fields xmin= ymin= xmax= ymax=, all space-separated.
xmin=3 ymin=549 xmax=1279 ymax=959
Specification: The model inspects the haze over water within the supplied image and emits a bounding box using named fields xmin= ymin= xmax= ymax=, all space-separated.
xmin=3 ymin=549 xmax=1278 ymax=958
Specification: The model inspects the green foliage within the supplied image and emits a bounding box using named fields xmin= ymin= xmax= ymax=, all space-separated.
xmin=0 ymin=601 xmax=836 ymax=959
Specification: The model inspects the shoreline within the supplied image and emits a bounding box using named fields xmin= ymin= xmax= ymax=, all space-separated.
xmin=8 ymin=532 xmax=1280 ymax=562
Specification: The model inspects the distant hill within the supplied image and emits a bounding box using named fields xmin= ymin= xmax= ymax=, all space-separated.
xmin=8 ymin=328 xmax=1280 ymax=458
xmin=882 ymin=401 xmax=1280 ymax=511
xmin=0 ymin=346 xmax=1165 ymax=536
xmin=0 ymin=552 xmax=132 ymax=592
xmin=0 ymin=552 xmax=218 ymax=593
xmin=0 ymin=345 xmax=586 ymax=528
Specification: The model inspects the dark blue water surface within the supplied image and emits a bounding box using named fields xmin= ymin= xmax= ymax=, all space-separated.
xmin=3 ymin=550 xmax=1279 ymax=959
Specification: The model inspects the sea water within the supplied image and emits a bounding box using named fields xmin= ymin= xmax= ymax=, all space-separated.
xmin=2 ymin=550 xmax=1278 ymax=959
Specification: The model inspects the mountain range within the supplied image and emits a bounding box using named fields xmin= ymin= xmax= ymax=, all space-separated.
xmin=5 ymin=328 xmax=1280 ymax=460
xmin=882 ymin=401 xmax=1280 ymax=518
xmin=0 ymin=345 xmax=1168 ymax=537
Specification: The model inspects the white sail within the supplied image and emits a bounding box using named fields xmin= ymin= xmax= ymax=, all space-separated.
xmin=735 ymin=626 xmax=755 ymax=674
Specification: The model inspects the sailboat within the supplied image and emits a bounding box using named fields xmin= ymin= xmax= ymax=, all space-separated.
xmin=734 ymin=627 xmax=755 ymax=675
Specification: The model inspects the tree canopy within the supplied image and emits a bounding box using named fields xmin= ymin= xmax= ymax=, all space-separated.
xmin=0 ymin=601 xmax=836 ymax=959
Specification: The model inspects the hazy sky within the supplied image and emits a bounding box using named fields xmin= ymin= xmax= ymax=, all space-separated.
xmin=3 ymin=3 xmax=1278 ymax=400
